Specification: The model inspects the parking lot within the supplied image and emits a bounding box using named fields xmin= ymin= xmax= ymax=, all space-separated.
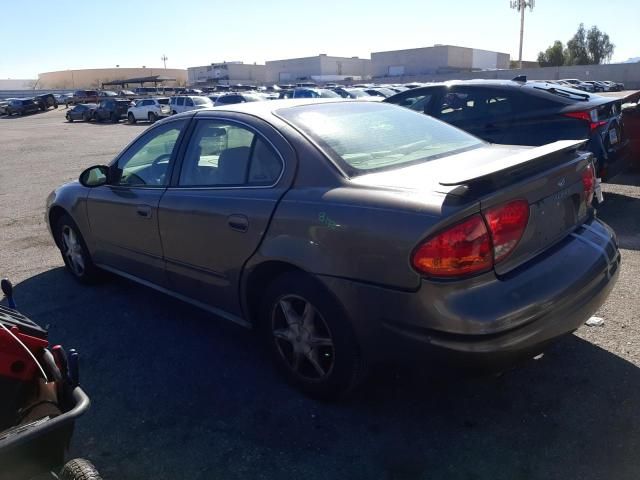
xmin=1 ymin=107 xmax=640 ymax=479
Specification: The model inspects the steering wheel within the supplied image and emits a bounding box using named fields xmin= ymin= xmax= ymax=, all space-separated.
xmin=151 ymin=153 xmax=171 ymax=168
xmin=150 ymin=153 xmax=171 ymax=184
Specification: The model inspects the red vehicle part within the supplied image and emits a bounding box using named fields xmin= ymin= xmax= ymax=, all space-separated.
xmin=0 ymin=326 xmax=48 ymax=382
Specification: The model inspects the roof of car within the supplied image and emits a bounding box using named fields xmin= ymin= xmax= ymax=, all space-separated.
xmin=163 ymin=98 xmax=353 ymax=123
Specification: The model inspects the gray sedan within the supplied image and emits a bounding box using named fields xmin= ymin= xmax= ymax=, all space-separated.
xmin=46 ymin=100 xmax=619 ymax=398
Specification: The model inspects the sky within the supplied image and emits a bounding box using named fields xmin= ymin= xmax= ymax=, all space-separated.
xmin=0 ymin=0 xmax=637 ymax=79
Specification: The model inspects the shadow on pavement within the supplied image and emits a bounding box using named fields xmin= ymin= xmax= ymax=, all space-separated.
xmin=597 ymin=192 xmax=640 ymax=250
xmin=607 ymin=172 xmax=640 ymax=187
xmin=10 ymin=268 xmax=640 ymax=480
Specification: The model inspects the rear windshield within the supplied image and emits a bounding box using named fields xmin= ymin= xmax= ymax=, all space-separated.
xmin=157 ymin=98 xmax=170 ymax=104
xmin=277 ymin=102 xmax=483 ymax=176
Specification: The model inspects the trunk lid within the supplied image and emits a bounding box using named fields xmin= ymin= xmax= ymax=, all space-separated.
xmin=351 ymin=140 xmax=595 ymax=275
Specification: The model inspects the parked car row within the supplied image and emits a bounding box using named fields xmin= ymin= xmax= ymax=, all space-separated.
xmin=0 ymin=94 xmax=60 ymax=116
xmin=545 ymin=79 xmax=625 ymax=93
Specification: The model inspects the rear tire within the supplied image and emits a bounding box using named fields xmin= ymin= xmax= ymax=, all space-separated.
xmin=110 ymin=112 xmax=118 ymax=123
xmin=258 ymin=271 xmax=365 ymax=400
xmin=55 ymin=214 xmax=101 ymax=284
xmin=128 ymin=112 xmax=136 ymax=124
xmin=59 ymin=458 xmax=102 ymax=480
xmin=148 ymin=112 xmax=157 ymax=123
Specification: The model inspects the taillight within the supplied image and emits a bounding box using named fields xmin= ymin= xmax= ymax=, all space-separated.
xmin=483 ymin=200 xmax=530 ymax=263
xmin=411 ymin=215 xmax=492 ymax=277
xmin=563 ymin=110 xmax=607 ymax=131
xmin=412 ymin=200 xmax=530 ymax=278
xmin=582 ymin=163 xmax=596 ymax=206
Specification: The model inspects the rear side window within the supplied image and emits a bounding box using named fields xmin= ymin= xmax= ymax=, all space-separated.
xmin=178 ymin=120 xmax=282 ymax=187
xmin=177 ymin=97 xmax=185 ymax=106
xmin=157 ymin=98 xmax=169 ymax=105
xmin=185 ymin=98 xmax=194 ymax=107
xmin=436 ymin=89 xmax=521 ymax=122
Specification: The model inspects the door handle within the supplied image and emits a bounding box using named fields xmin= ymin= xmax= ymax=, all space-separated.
xmin=136 ymin=205 xmax=152 ymax=219
xmin=227 ymin=214 xmax=249 ymax=232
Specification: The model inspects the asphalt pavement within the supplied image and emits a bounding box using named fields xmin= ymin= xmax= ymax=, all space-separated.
xmin=1 ymin=108 xmax=639 ymax=480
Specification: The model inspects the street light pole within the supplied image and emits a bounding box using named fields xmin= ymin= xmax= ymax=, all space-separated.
xmin=161 ymin=54 xmax=168 ymax=69
xmin=510 ymin=0 xmax=535 ymax=69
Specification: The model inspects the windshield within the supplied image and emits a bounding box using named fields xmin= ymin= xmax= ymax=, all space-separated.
xmin=277 ymin=102 xmax=483 ymax=176
xmin=193 ymin=97 xmax=213 ymax=106
xmin=346 ymin=89 xmax=369 ymax=98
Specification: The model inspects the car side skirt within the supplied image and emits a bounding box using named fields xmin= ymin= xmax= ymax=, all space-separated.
xmin=96 ymin=263 xmax=252 ymax=328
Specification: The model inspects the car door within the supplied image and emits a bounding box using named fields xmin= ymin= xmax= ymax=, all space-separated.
xmin=431 ymin=87 xmax=508 ymax=143
xmin=176 ymin=96 xmax=185 ymax=113
xmin=86 ymin=118 xmax=189 ymax=285
xmin=158 ymin=114 xmax=294 ymax=318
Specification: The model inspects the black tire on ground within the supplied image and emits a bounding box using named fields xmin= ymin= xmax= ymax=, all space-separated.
xmin=172 ymin=110 xmax=177 ymax=115
xmin=67 ymin=115 xmax=73 ymax=122
xmin=54 ymin=101 xmax=59 ymax=109
xmin=54 ymin=214 xmax=101 ymax=284
xmin=110 ymin=112 xmax=118 ymax=123
xmin=148 ymin=112 xmax=157 ymax=123
xmin=59 ymin=458 xmax=102 ymax=480
xmin=128 ymin=112 xmax=136 ymax=124
xmin=258 ymin=271 xmax=365 ymax=400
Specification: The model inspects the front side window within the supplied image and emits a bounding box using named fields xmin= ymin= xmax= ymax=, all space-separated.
xmin=392 ymin=91 xmax=434 ymax=113
xmin=111 ymin=120 xmax=186 ymax=187
xmin=277 ymin=102 xmax=482 ymax=176
xmin=179 ymin=120 xmax=282 ymax=187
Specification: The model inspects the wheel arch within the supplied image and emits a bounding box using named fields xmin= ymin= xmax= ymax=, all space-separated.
xmin=242 ymin=260 xmax=310 ymax=326
xmin=48 ymin=205 xmax=70 ymax=248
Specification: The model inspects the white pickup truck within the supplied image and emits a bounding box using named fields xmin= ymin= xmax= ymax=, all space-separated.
xmin=127 ymin=97 xmax=171 ymax=123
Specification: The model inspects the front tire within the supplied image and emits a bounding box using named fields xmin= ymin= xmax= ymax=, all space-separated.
xmin=55 ymin=214 xmax=100 ymax=284
xmin=259 ymin=272 xmax=364 ymax=400
xmin=128 ymin=112 xmax=136 ymax=124
xmin=59 ymin=458 xmax=102 ymax=480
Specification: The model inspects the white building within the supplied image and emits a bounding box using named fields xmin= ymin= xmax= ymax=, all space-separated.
xmin=187 ymin=62 xmax=265 ymax=86
xmin=265 ymin=54 xmax=371 ymax=84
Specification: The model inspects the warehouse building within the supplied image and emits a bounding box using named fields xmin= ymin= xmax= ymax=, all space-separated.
xmin=37 ymin=67 xmax=187 ymax=89
xmin=371 ymin=45 xmax=510 ymax=78
xmin=265 ymin=54 xmax=371 ymax=84
xmin=187 ymin=62 xmax=266 ymax=86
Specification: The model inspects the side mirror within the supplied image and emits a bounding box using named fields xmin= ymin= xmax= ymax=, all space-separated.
xmin=80 ymin=165 xmax=109 ymax=187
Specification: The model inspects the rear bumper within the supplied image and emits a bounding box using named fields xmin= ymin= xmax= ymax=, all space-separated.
xmin=318 ymin=217 xmax=620 ymax=367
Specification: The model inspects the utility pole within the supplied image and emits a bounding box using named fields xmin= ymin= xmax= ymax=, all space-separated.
xmin=161 ymin=54 xmax=168 ymax=69
xmin=510 ymin=0 xmax=535 ymax=69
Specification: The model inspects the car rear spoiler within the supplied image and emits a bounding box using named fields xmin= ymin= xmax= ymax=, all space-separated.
xmin=439 ymin=140 xmax=588 ymax=186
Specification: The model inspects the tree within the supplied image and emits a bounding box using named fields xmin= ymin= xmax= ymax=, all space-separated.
xmin=565 ymin=23 xmax=591 ymax=65
xmin=537 ymin=41 xmax=565 ymax=67
xmin=587 ymin=25 xmax=615 ymax=64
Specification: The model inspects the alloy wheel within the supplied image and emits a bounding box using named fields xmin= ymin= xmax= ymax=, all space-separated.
xmin=61 ymin=225 xmax=85 ymax=276
xmin=271 ymin=295 xmax=335 ymax=381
